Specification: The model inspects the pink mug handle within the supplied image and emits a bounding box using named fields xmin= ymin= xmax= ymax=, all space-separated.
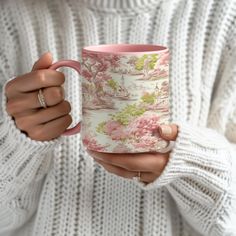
xmin=49 ymin=60 xmax=81 ymax=136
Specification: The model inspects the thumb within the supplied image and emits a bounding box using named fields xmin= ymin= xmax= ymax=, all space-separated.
xmin=158 ymin=124 xmax=178 ymax=141
xmin=32 ymin=52 xmax=53 ymax=71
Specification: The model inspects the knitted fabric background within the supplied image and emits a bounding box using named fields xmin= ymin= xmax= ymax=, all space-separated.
xmin=0 ymin=0 xmax=236 ymax=235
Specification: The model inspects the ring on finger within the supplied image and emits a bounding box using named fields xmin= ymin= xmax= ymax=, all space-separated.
xmin=38 ymin=88 xmax=47 ymax=108
xmin=132 ymin=171 xmax=142 ymax=182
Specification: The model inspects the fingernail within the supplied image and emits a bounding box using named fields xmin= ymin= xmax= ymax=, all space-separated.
xmin=159 ymin=125 xmax=172 ymax=136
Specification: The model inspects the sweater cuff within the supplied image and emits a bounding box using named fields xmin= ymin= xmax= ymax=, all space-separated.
xmin=134 ymin=122 xmax=231 ymax=191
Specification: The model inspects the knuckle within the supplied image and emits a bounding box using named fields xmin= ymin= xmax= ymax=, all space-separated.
xmin=52 ymin=87 xmax=63 ymax=100
xmin=28 ymin=127 xmax=44 ymax=141
xmin=56 ymin=71 xmax=65 ymax=84
xmin=61 ymin=101 xmax=71 ymax=113
xmin=159 ymin=156 xmax=168 ymax=167
xmin=64 ymin=115 xmax=72 ymax=127
xmin=35 ymin=70 xmax=46 ymax=85
xmin=48 ymin=70 xmax=65 ymax=85
xmin=6 ymin=100 xmax=14 ymax=115
xmin=15 ymin=117 xmax=30 ymax=131
xmin=5 ymin=81 xmax=13 ymax=96
xmin=6 ymin=99 xmax=19 ymax=115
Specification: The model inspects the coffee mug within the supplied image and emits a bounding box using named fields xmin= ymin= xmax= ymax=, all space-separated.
xmin=50 ymin=44 xmax=170 ymax=153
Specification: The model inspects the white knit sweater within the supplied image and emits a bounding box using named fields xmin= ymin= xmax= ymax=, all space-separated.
xmin=0 ymin=0 xmax=236 ymax=235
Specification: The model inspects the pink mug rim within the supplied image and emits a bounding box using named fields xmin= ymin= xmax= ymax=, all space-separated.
xmin=82 ymin=44 xmax=168 ymax=55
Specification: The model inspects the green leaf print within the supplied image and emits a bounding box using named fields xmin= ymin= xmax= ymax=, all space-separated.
xmin=135 ymin=54 xmax=158 ymax=71
xmin=107 ymin=79 xmax=118 ymax=91
xmin=111 ymin=104 xmax=146 ymax=125
xmin=135 ymin=55 xmax=148 ymax=71
xmin=141 ymin=93 xmax=156 ymax=104
xmin=149 ymin=54 xmax=158 ymax=69
xmin=96 ymin=121 xmax=106 ymax=134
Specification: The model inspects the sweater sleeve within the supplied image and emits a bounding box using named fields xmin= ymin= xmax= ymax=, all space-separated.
xmin=0 ymin=80 xmax=59 ymax=233
xmin=134 ymin=46 xmax=236 ymax=235
xmin=0 ymin=5 xmax=60 ymax=232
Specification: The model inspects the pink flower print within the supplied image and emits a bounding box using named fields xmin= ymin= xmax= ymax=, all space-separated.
xmin=112 ymin=143 xmax=131 ymax=153
xmin=160 ymin=81 xmax=169 ymax=97
xmin=104 ymin=121 xmax=122 ymax=135
xmin=125 ymin=111 xmax=162 ymax=150
xmin=160 ymin=70 xmax=169 ymax=77
xmin=96 ymin=72 xmax=112 ymax=81
xmin=162 ymin=81 xmax=168 ymax=86
xmin=162 ymin=108 xmax=169 ymax=113
xmin=152 ymin=68 xmax=169 ymax=78
xmin=104 ymin=121 xmax=127 ymax=140
xmin=126 ymin=111 xmax=160 ymax=138
xmin=108 ymin=55 xmax=121 ymax=68
xmin=82 ymin=135 xmax=106 ymax=152
xmin=81 ymin=69 xmax=93 ymax=81
xmin=110 ymin=128 xmax=127 ymax=140
xmin=132 ymin=135 xmax=158 ymax=149
xmin=129 ymin=134 xmax=167 ymax=151
xmin=95 ymin=61 xmax=109 ymax=72
xmin=158 ymin=52 xmax=169 ymax=65
xmin=161 ymin=81 xmax=169 ymax=90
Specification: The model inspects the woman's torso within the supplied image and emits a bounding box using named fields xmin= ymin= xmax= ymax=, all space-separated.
xmin=1 ymin=0 xmax=234 ymax=235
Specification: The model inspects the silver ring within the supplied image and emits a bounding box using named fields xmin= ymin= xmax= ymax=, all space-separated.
xmin=133 ymin=171 xmax=142 ymax=182
xmin=38 ymin=89 xmax=47 ymax=108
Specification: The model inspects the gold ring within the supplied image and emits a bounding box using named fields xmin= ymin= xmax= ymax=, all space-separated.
xmin=38 ymin=89 xmax=47 ymax=108
xmin=133 ymin=171 xmax=142 ymax=182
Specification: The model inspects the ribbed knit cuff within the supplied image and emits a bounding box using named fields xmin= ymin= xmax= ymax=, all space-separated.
xmin=134 ymin=122 xmax=231 ymax=191
xmin=0 ymin=81 xmax=59 ymax=200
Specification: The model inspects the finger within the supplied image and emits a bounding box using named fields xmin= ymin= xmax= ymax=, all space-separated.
xmin=37 ymin=86 xmax=65 ymax=107
xmin=14 ymin=101 xmax=71 ymax=130
xmin=88 ymin=150 xmax=169 ymax=174
xmin=36 ymin=101 xmax=71 ymax=124
xmin=5 ymin=70 xmax=65 ymax=98
xmin=95 ymin=159 xmax=158 ymax=183
xmin=32 ymin=52 xmax=53 ymax=71
xmin=158 ymin=124 xmax=178 ymax=141
xmin=28 ymin=114 xmax=72 ymax=141
xmin=6 ymin=86 xmax=65 ymax=115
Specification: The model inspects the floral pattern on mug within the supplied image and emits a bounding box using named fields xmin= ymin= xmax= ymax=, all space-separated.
xmin=81 ymin=51 xmax=169 ymax=153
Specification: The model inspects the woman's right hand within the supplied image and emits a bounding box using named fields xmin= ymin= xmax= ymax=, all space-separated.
xmin=5 ymin=52 xmax=72 ymax=141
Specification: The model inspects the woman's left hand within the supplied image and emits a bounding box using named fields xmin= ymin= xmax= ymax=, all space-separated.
xmin=88 ymin=124 xmax=178 ymax=184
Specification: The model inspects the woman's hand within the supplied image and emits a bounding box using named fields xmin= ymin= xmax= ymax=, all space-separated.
xmin=88 ymin=124 xmax=178 ymax=184
xmin=5 ymin=52 xmax=72 ymax=141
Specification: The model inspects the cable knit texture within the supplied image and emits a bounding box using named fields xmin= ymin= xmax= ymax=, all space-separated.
xmin=0 ymin=0 xmax=236 ymax=235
